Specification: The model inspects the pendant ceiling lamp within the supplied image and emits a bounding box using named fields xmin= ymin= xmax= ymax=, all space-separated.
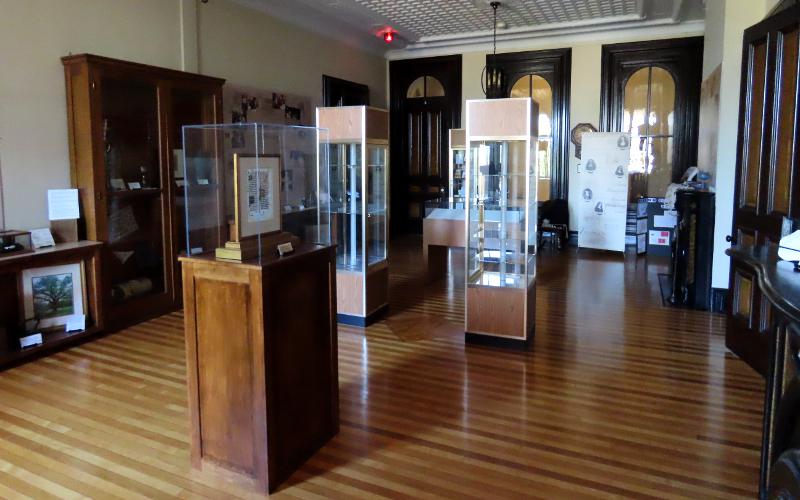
xmin=481 ymin=1 xmax=506 ymax=99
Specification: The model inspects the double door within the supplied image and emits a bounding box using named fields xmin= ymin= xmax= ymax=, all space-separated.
xmin=63 ymin=54 xmax=224 ymax=330
xmin=727 ymin=9 xmax=800 ymax=375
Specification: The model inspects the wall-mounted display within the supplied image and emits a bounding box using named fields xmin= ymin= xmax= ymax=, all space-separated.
xmin=182 ymin=123 xmax=331 ymax=263
xmin=465 ymin=98 xmax=538 ymax=348
xmin=317 ymin=106 xmax=389 ymax=326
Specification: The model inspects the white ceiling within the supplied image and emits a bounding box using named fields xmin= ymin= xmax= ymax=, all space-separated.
xmin=233 ymin=0 xmax=705 ymax=56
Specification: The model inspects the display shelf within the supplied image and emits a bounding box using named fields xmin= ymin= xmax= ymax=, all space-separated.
xmin=465 ymin=98 xmax=538 ymax=347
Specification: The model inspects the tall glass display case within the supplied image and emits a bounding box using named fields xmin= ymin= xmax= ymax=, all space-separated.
xmin=317 ymin=106 xmax=389 ymax=326
xmin=465 ymin=98 xmax=538 ymax=348
xmin=449 ymin=128 xmax=467 ymax=208
xmin=181 ymin=123 xmax=331 ymax=262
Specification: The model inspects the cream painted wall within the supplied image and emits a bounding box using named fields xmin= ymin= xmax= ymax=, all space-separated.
xmin=456 ymin=28 xmax=702 ymax=230
xmin=197 ymin=0 xmax=387 ymax=108
xmin=710 ymin=0 xmax=769 ymax=289
xmin=0 ymin=0 xmax=182 ymax=230
xmin=0 ymin=0 xmax=386 ymax=231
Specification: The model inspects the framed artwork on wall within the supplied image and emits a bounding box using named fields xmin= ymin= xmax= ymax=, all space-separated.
xmin=22 ymin=262 xmax=86 ymax=329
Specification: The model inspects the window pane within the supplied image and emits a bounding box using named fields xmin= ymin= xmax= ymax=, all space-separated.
xmin=623 ymin=68 xmax=650 ymax=135
xmin=647 ymin=137 xmax=673 ymax=197
xmin=649 ymin=67 xmax=675 ymax=136
xmin=537 ymin=138 xmax=551 ymax=201
xmin=744 ymin=40 xmax=768 ymax=208
xmin=407 ymin=76 xmax=425 ymax=98
xmin=532 ymin=75 xmax=553 ymax=138
xmin=510 ymin=75 xmax=531 ymax=98
xmin=771 ymin=28 xmax=798 ymax=215
xmin=425 ymin=76 xmax=445 ymax=97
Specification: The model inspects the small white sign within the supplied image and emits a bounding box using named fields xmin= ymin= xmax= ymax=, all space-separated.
xmin=48 ymin=189 xmax=80 ymax=220
xmin=648 ymin=230 xmax=671 ymax=246
xmin=127 ymin=182 xmax=142 ymax=190
xmin=110 ymin=178 xmax=127 ymax=191
xmin=30 ymin=228 xmax=55 ymax=249
xmin=20 ymin=333 xmax=43 ymax=349
xmin=66 ymin=314 xmax=86 ymax=333
xmin=175 ymin=179 xmax=186 ymax=188
xmin=197 ymin=179 xmax=210 ymax=186
xmin=277 ymin=242 xmax=294 ymax=256
xmin=653 ymin=213 xmax=677 ymax=228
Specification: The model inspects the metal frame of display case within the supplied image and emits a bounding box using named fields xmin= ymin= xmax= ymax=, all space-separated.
xmin=449 ymin=128 xmax=466 ymax=208
xmin=464 ymin=97 xmax=538 ymax=349
xmin=317 ymin=106 xmax=389 ymax=326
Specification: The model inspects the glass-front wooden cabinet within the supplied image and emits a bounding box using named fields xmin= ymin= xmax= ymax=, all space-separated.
xmin=62 ymin=54 xmax=224 ymax=330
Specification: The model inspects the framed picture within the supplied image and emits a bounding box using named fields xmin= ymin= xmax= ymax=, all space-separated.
xmin=22 ymin=263 xmax=85 ymax=329
xmin=233 ymin=154 xmax=281 ymax=239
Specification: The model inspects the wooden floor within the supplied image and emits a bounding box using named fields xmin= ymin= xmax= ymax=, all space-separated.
xmin=0 ymin=237 xmax=764 ymax=499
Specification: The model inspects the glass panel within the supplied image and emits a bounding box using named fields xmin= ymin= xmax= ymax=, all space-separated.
xmin=734 ymin=271 xmax=753 ymax=319
xmin=647 ymin=137 xmax=674 ymax=197
xmin=772 ymin=28 xmax=799 ymax=215
xmin=407 ymin=76 xmax=426 ymax=98
xmin=425 ymin=76 xmax=446 ymax=97
xmin=744 ymin=40 xmax=768 ymax=208
xmin=428 ymin=111 xmax=441 ymax=176
xmin=760 ymin=296 xmax=773 ymax=334
xmin=101 ymin=77 xmax=165 ymax=303
xmin=467 ymin=140 xmax=529 ymax=288
xmin=649 ymin=67 xmax=676 ymax=137
xmin=329 ymin=143 xmax=363 ymax=270
xmin=738 ymin=229 xmax=756 ymax=247
xmin=532 ymin=76 xmax=553 ymax=202
xmin=366 ymin=145 xmax=387 ymax=265
xmin=623 ymin=67 xmax=650 ymax=135
xmin=510 ymin=75 xmax=531 ymax=98
xmin=536 ymin=138 xmax=552 ymax=201
xmin=450 ymin=147 xmax=466 ymax=207
xmin=409 ymin=113 xmax=421 ymax=175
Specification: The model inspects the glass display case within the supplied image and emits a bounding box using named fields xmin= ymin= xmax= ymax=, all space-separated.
xmin=181 ymin=123 xmax=331 ymax=263
xmin=465 ymin=98 xmax=538 ymax=347
xmin=449 ymin=128 xmax=467 ymax=208
xmin=317 ymin=106 xmax=389 ymax=326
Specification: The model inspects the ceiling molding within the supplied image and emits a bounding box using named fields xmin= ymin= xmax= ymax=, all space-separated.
xmin=386 ymin=18 xmax=704 ymax=60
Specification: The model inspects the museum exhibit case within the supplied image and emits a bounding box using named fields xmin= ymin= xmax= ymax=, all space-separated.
xmin=464 ymin=98 xmax=538 ymax=348
xmin=449 ymin=128 xmax=467 ymax=208
xmin=179 ymin=123 xmax=338 ymax=493
xmin=62 ymin=54 xmax=224 ymax=330
xmin=316 ymin=106 xmax=389 ymax=326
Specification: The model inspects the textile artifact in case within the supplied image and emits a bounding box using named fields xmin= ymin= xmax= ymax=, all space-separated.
xmin=181 ymin=123 xmax=331 ymax=263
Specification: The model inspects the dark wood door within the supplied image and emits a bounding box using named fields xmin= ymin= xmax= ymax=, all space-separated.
xmin=389 ymin=55 xmax=461 ymax=234
xmin=322 ymin=75 xmax=369 ymax=107
xmin=727 ymin=7 xmax=800 ymax=376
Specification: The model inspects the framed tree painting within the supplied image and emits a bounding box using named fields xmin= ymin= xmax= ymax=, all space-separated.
xmin=22 ymin=263 xmax=85 ymax=329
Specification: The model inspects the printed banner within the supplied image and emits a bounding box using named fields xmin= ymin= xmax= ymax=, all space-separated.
xmin=578 ymin=132 xmax=631 ymax=252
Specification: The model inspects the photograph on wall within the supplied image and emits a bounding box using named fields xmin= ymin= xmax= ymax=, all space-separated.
xmin=224 ymin=84 xmax=311 ymax=127
xmin=22 ymin=263 xmax=85 ymax=329
xmin=234 ymin=154 xmax=281 ymax=238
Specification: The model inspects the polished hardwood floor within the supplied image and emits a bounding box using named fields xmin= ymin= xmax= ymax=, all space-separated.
xmin=0 ymin=238 xmax=763 ymax=498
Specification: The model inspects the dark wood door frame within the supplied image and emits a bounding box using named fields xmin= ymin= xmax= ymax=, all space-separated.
xmin=490 ymin=48 xmax=572 ymax=201
xmin=600 ymin=37 xmax=704 ymax=183
xmin=389 ymin=55 xmax=462 ymax=235
xmin=322 ymin=75 xmax=370 ymax=107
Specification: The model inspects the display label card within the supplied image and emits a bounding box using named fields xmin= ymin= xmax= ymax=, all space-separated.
xmin=197 ymin=179 xmax=209 ymax=185
xmin=48 ymin=189 xmax=80 ymax=220
xmin=30 ymin=228 xmax=55 ymax=249
xmin=110 ymin=178 xmax=127 ymax=191
xmin=66 ymin=314 xmax=86 ymax=333
xmin=649 ymin=230 xmax=671 ymax=246
xmin=20 ymin=333 xmax=43 ymax=349
xmin=175 ymin=179 xmax=186 ymax=188
xmin=654 ymin=213 xmax=677 ymax=228
xmin=277 ymin=242 xmax=294 ymax=256
xmin=127 ymin=182 xmax=142 ymax=190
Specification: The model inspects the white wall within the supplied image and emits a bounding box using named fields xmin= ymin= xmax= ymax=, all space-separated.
xmin=0 ymin=0 xmax=386 ymax=231
xmin=709 ymin=0 xmax=769 ymax=289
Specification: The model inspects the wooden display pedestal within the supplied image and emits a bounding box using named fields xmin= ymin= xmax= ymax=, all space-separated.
xmin=336 ymin=263 xmax=389 ymax=327
xmin=180 ymin=244 xmax=338 ymax=493
xmin=465 ymin=282 xmax=535 ymax=350
xmin=422 ymin=216 xmax=465 ymax=282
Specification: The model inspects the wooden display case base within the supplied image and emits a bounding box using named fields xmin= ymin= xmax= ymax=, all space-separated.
xmin=338 ymin=303 xmax=388 ymax=327
xmin=465 ymin=332 xmax=532 ymax=351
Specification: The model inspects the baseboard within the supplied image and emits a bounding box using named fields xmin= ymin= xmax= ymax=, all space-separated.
xmin=465 ymin=332 xmax=533 ymax=351
xmin=337 ymin=304 xmax=388 ymax=327
xmin=711 ymin=288 xmax=728 ymax=314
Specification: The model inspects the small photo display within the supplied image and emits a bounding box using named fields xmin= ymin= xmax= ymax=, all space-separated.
xmin=22 ymin=263 xmax=86 ymax=329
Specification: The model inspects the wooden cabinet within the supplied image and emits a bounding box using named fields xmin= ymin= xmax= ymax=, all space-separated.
xmin=180 ymin=244 xmax=338 ymax=493
xmin=62 ymin=54 xmax=224 ymax=330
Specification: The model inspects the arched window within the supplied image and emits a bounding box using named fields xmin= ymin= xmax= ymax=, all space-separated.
xmin=623 ymin=66 xmax=676 ymax=197
xmin=406 ymin=76 xmax=446 ymax=99
xmin=510 ymin=74 xmax=553 ymax=201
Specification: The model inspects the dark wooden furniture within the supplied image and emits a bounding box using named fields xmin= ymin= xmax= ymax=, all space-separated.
xmin=726 ymin=245 xmax=800 ymax=498
xmin=180 ymin=244 xmax=338 ymax=493
xmin=726 ymin=7 xmax=800 ymax=376
xmin=670 ymin=190 xmax=715 ymax=309
xmin=0 ymin=241 xmax=103 ymax=368
xmin=62 ymin=54 xmax=224 ymax=331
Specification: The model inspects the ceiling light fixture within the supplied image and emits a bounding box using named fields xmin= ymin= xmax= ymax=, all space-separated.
xmin=481 ymin=2 xmax=506 ymax=99
xmin=383 ymin=30 xmax=394 ymax=43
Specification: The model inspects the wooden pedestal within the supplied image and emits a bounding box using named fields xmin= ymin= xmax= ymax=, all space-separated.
xmin=180 ymin=244 xmax=338 ymax=493
xmin=422 ymin=216 xmax=465 ymax=282
xmin=336 ymin=262 xmax=389 ymax=327
xmin=465 ymin=281 xmax=536 ymax=350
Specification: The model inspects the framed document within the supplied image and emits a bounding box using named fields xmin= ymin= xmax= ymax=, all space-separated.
xmin=233 ymin=154 xmax=281 ymax=239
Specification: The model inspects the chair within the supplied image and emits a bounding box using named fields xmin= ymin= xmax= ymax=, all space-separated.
xmin=538 ymin=199 xmax=569 ymax=250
